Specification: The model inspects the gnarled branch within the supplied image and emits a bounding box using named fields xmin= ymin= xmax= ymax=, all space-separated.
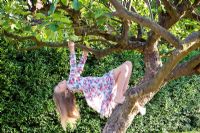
xmin=166 ymin=54 xmax=200 ymax=81
xmin=161 ymin=0 xmax=178 ymax=18
xmin=2 ymin=29 xmax=146 ymax=58
xmin=109 ymin=0 xmax=182 ymax=48
xmin=185 ymin=12 xmax=200 ymax=22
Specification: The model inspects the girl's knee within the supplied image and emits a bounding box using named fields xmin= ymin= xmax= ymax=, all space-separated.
xmin=114 ymin=61 xmax=133 ymax=77
xmin=124 ymin=61 xmax=133 ymax=71
xmin=120 ymin=63 xmax=131 ymax=74
xmin=124 ymin=61 xmax=132 ymax=70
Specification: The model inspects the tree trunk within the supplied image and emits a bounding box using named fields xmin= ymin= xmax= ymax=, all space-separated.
xmin=103 ymin=83 xmax=159 ymax=133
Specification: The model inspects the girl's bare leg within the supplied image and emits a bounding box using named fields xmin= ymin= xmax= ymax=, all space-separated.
xmin=112 ymin=61 xmax=132 ymax=103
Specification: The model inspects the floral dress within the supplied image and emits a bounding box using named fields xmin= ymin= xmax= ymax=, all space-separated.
xmin=67 ymin=53 xmax=117 ymax=117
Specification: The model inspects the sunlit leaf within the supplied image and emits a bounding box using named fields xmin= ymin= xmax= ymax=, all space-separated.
xmin=48 ymin=23 xmax=58 ymax=32
xmin=35 ymin=13 xmax=46 ymax=19
xmin=48 ymin=0 xmax=59 ymax=15
xmin=10 ymin=24 xmax=17 ymax=30
xmin=72 ymin=0 xmax=82 ymax=11
xmin=48 ymin=4 xmax=56 ymax=15
xmin=61 ymin=0 xmax=67 ymax=6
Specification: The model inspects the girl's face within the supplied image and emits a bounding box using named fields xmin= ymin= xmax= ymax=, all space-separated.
xmin=55 ymin=80 xmax=67 ymax=93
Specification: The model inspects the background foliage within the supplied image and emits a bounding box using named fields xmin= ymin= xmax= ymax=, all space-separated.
xmin=1 ymin=37 xmax=199 ymax=133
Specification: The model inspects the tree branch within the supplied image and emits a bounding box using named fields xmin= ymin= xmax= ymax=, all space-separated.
xmin=127 ymin=5 xmax=143 ymax=39
xmin=193 ymin=0 xmax=200 ymax=7
xmin=2 ymin=29 xmax=146 ymax=58
xmin=166 ymin=54 xmax=200 ymax=81
xmin=2 ymin=30 xmax=99 ymax=54
xmin=121 ymin=20 xmax=130 ymax=44
xmin=183 ymin=31 xmax=200 ymax=47
xmin=87 ymin=39 xmax=114 ymax=47
xmin=185 ymin=12 xmax=200 ymax=22
xmin=109 ymin=0 xmax=182 ymax=48
xmin=95 ymin=41 xmax=145 ymax=58
xmin=176 ymin=0 xmax=192 ymax=17
xmin=20 ymin=40 xmax=97 ymax=52
xmin=161 ymin=0 xmax=178 ymax=18
xmin=3 ymin=30 xmax=40 ymax=44
xmin=129 ymin=40 xmax=200 ymax=96
xmin=147 ymin=0 xmax=195 ymax=48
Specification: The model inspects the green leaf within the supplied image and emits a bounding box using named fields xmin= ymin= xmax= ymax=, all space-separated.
xmin=99 ymin=0 xmax=109 ymax=4
xmin=48 ymin=4 xmax=56 ymax=15
xmin=60 ymin=17 xmax=71 ymax=23
xmin=48 ymin=0 xmax=59 ymax=15
xmin=48 ymin=23 xmax=58 ymax=32
xmin=94 ymin=10 xmax=104 ymax=19
xmin=51 ymin=13 xmax=61 ymax=20
xmin=72 ymin=0 xmax=81 ymax=11
xmin=35 ymin=13 xmax=46 ymax=19
xmin=61 ymin=0 xmax=67 ymax=6
xmin=97 ymin=18 xmax=106 ymax=25
xmin=24 ymin=25 xmax=32 ymax=31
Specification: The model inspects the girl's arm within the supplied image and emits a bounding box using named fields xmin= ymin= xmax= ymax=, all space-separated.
xmin=68 ymin=41 xmax=76 ymax=76
xmin=76 ymin=50 xmax=88 ymax=75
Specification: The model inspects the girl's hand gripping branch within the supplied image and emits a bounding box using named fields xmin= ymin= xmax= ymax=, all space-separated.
xmin=83 ymin=50 xmax=88 ymax=57
xmin=68 ymin=41 xmax=75 ymax=54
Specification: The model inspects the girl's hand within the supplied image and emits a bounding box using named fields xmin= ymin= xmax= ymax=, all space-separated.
xmin=68 ymin=41 xmax=75 ymax=48
xmin=83 ymin=50 xmax=88 ymax=57
xmin=68 ymin=41 xmax=75 ymax=53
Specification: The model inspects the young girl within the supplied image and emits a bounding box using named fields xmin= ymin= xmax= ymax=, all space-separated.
xmin=53 ymin=41 xmax=132 ymax=130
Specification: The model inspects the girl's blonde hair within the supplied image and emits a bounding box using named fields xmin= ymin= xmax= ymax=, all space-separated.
xmin=53 ymin=87 xmax=80 ymax=131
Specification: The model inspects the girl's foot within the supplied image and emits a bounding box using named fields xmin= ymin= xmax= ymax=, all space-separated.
xmin=114 ymin=96 xmax=125 ymax=104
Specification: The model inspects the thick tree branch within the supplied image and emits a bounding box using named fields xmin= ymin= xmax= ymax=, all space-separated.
xmin=116 ymin=35 xmax=200 ymax=97
xmin=161 ymin=0 xmax=178 ymax=18
xmin=141 ymin=0 xmax=181 ymax=82
xmin=3 ymin=30 xmax=40 ymax=44
xmin=166 ymin=54 xmax=200 ymax=81
xmin=20 ymin=41 xmax=98 ymax=54
xmin=109 ymin=0 xmax=182 ymax=48
xmin=129 ymin=41 xmax=200 ymax=96
xmin=183 ymin=31 xmax=200 ymax=47
xmin=193 ymin=0 xmax=200 ymax=7
xmin=142 ymin=1 xmax=198 ymax=80
xmin=128 ymin=31 xmax=200 ymax=96
xmin=121 ymin=20 xmax=130 ymax=44
xmin=176 ymin=0 xmax=192 ymax=18
xmin=2 ymin=30 xmax=99 ymax=55
xmin=95 ymin=41 xmax=145 ymax=58
xmin=149 ymin=0 xmax=196 ymax=47
xmin=147 ymin=1 xmax=191 ymax=48
xmin=88 ymin=39 xmax=114 ymax=47
xmin=2 ymin=29 xmax=145 ymax=58
xmin=185 ymin=12 xmax=200 ymax=22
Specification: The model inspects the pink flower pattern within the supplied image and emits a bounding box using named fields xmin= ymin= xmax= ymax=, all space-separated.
xmin=67 ymin=53 xmax=117 ymax=117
